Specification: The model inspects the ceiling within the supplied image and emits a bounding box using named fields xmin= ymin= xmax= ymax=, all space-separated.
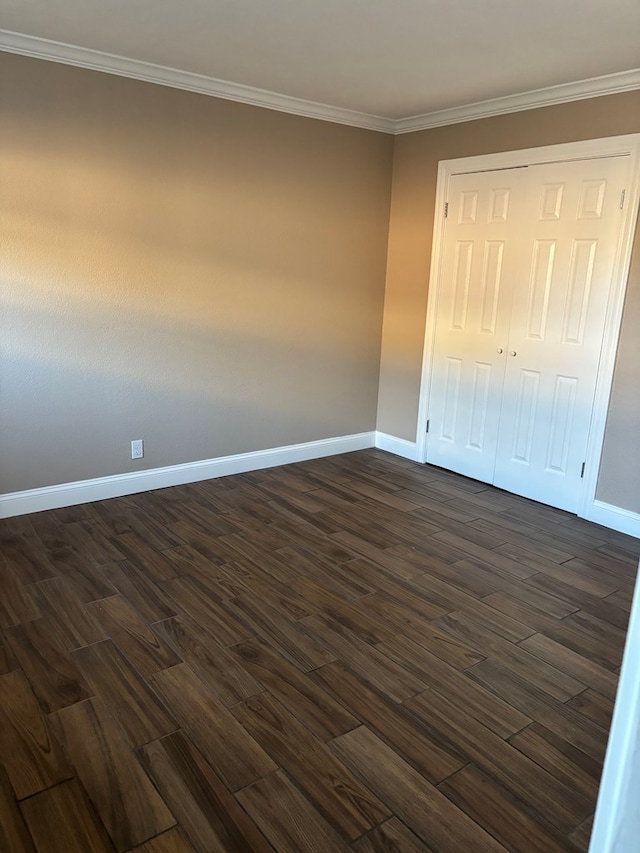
xmin=1 ymin=0 xmax=639 ymax=129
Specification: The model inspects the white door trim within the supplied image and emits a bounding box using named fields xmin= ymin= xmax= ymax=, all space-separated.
xmin=416 ymin=134 xmax=640 ymax=523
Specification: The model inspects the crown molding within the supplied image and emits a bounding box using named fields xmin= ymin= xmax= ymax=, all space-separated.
xmin=0 ymin=29 xmax=395 ymax=133
xmin=394 ymin=68 xmax=640 ymax=134
xmin=1 ymin=29 xmax=638 ymax=136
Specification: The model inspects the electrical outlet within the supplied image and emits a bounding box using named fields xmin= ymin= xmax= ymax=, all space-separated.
xmin=130 ymin=439 xmax=144 ymax=460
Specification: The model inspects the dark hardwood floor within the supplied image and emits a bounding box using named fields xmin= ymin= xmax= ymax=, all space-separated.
xmin=1 ymin=449 xmax=638 ymax=852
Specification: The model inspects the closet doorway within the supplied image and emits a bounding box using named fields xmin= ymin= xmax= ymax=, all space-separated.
xmin=418 ymin=136 xmax=640 ymax=516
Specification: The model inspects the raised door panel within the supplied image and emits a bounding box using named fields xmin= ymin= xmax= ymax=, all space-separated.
xmin=494 ymin=156 xmax=630 ymax=511
xmin=426 ymin=169 xmax=527 ymax=482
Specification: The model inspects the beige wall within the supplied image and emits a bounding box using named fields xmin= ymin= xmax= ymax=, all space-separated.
xmin=598 ymin=216 xmax=640 ymax=511
xmin=2 ymin=50 xmax=638 ymax=514
xmin=377 ymin=92 xmax=640 ymax=512
xmin=0 ymin=53 xmax=393 ymax=493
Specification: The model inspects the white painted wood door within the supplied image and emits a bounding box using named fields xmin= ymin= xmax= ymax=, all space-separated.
xmin=427 ymin=155 xmax=629 ymax=512
xmin=493 ymin=156 xmax=630 ymax=511
xmin=426 ymin=167 xmax=528 ymax=482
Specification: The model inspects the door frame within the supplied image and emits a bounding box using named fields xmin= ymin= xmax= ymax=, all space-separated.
xmin=416 ymin=134 xmax=640 ymax=525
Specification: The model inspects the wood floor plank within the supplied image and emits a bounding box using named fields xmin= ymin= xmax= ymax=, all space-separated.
xmin=0 ymin=532 xmax=57 ymax=584
xmin=271 ymin=519 xmax=358 ymax=565
xmin=240 ymin=573 xmax=317 ymax=620
xmin=387 ymin=636 xmax=530 ymax=739
xmin=302 ymin=613 xmax=426 ymax=702
xmin=604 ymin=588 xmax=634 ymax=610
xmin=313 ymin=661 xmax=466 ymax=784
xmin=0 ymin=553 xmax=41 ymax=629
xmin=87 ymin=595 xmax=182 ymax=676
xmin=20 ymin=778 xmax=115 ymax=852
xmin=569 ymin=815 xmax=594 ymax=852
xmin=406 ymin=688 xmax=592 ymax=833
xmin=369 ymin=606 xmax=486 ymax=670
xmin=562 ymin=610 xmax=627 ymax=657
xmin=47 ymin=545 xmax=117 ymax=602
xmin=508 ymin=722 xmax=601 ymax=801
xmin=166 ymin=521 xmax=242 ymax=565
xmin=394 ymin=489 xmax=479 ymax=522
xmin=150 ymin=663 xmax=276 ymax=791
xmin=357 ymin=591 xmax=446 ymax=640
xmin=72 ymin=640 xmax=177 ymax=748
xmin=221 ymin=531 xmax=299 ymax=582
xmin=561 ymin=555 xmax=637 ymax=588
xmin=161 ymin=545 xmax=249 ymax=598
xmin=405 ymin=555 xmax=505 ymax=597
xmin=518 ymin=632 xmax=619 ymax=699
xmin=122 ymin=506 xmax=195 ymax=550
xmin=454 ymin=559 xmax=580 ymax=617
xmin=351 ymin=817 xmax=434 ymax=852
xmin=329 ymin=726 xmax=508 ymax=852
xmin=108 ymin=532 xmax=179 ymax=582
xmin=292 ymin=575 xmax=397 ymax=642
xmin=256 ymin=480 xmax=327 ymax=514
xmin=437 ymin=763 xmax=579 ymax=853
xmin=128 ymin=827 xmax=196 ymax=852
xmin=50 ymin=698 xmax=175 ymax=851
xmin=467 ymin=658 xmax=610 ymax=762
xmin=102 ymin=559 xmax=179 ymax=623
xmin=524 ymin=573 xmax=630 ymax=630
xmin=27 ymin=575 xmax=108 ymax=651
xmin=138 ymin=731 xmax=273 ymax=852
xmin=162 ymin=577 xmax=253 ymax=646
xmin=0 ymin=634 xmax=19 ymax=675
xmin=1 ymin=451 xmax=634 ymax=849
xmin=0 ymin=670 xmax=72 ymax=799
xmin=153 ymin=613 xmax=262 ymax=706
xmin=482 ymin=592 xmax=625 ymax=671
xmin=346 ymin=480 xmax=420 ymax=512
xmin=456 ymin=596 xmax=536 ymax=643
xmin=232 ymin=692 xmax=389 ymax=840
xmin=494 ymin=542 xmax=618 ymax=596
xmin=5 ymin=616 xmax=93 ymax=713
xmin=352 ymin=503 xmax=444 ymax=549
xmin=332 ymin=533 xmax=424 ymax=579
xmin=407 ymin=571 xmax=486 ymax=616
xmin=566 ymin=688 xmax=615 ymax=730
xmin=342 ymin=558 xmax=451 ymax=622
xmin=432 ymin=612 xmax=587 ymax=702
xmin=227 ymin=592 xmax=336 ymax=671
xmin=63 ymin=520 xmax=127 ymax=564
xmin=237 ymin=769 xmax=351 ymax=853
xmin=0 ymin=766 xmax=36 ymax=852
xmin=465 ymin=518 xmax=576 ymax=564
xmin=277 ymin=545 xmax=376 ymax=599
xmin=231 ymin=636 xmax=358 ymax=740
xmin=193 ymin=559 xmax=251 ymax=599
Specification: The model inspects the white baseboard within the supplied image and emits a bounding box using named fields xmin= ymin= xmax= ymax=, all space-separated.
xmin=585 ymin=500 xmax=640 ymax=540
xmin=0 ymin=431 xmax=375 ymax=518
xmin=374 ymin=431 xmax=421 ymax=462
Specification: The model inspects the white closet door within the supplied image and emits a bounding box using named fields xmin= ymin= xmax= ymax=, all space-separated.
xmin=493 ymin=156 xmax=630 ymax=512
xmin=426 ymin=168 xmax=527 ymax=482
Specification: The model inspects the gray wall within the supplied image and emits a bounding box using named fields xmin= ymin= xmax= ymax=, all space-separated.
xmin=0 ymin=53 xmax=393 ymax=492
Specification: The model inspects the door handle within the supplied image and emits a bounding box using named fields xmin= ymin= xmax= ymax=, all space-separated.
xmin=496 ymin=348 xmax=504 ymax=354
xmin=509 ymin=350 xmax=517 ymax=356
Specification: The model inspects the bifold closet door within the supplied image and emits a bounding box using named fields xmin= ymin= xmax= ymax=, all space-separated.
xmin=426 ymin=167 xmax=527 ymax=482
xmin=493 ymin=156 xmax=630 ymax=512
xmin=426 ymin=155 xmax=629 ymax=512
